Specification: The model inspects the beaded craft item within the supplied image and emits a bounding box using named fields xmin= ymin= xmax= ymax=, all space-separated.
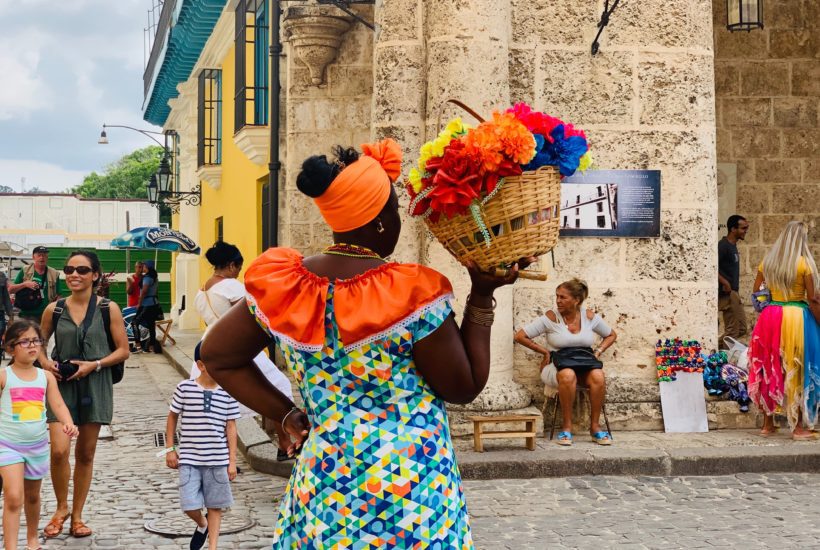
xmin=655 ymin=338 xmax=704 ymax=382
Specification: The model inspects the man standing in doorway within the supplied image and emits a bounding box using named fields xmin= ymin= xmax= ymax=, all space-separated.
xmin=718 ymin=215 xmax=749 ymax=349
xmin=8 ymin=246 xmax=64 ymax=321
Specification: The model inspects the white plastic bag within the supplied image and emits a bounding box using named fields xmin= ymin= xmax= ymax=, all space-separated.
xmin=540 ymin=362 xmax=559 ymax=397
xmin=723 ymin=336 xmax=749 ymax=372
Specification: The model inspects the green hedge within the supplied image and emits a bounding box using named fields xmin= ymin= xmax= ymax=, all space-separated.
xmin=45 ymin=247 xmax=173 ymax=312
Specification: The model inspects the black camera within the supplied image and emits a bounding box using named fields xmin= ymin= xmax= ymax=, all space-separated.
xmin=57 ymin=361 xmax=79 ymax=379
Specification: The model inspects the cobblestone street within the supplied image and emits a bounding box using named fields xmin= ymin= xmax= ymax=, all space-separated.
xmin=4 ymin=353 xmax=817 ymax=549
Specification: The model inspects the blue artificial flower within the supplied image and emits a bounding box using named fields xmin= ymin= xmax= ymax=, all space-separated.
xmin=523 ymin=133 xmax=556 ymax=171
xmin=523 ymin=125 xmax=588 ymax=176
xmin=548 ymin=125 xmax=588 ymax=176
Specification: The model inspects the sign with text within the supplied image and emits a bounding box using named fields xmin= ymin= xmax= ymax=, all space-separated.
xmin=558 ymin=170 xmax=661 ymax=238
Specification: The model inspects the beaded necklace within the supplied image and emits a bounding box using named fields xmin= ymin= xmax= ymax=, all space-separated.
xmin=323 ymin=243 xmax=385 ymax=262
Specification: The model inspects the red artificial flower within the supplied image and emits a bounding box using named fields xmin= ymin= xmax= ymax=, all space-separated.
xmin=434 ymin=141 xmax=483 ymax=195
xmin=427 ymin=179 xmax=479 ymax=219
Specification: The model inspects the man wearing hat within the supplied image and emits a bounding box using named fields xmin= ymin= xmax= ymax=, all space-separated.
xmin=9 ymin=246 xmax=64 ymax=321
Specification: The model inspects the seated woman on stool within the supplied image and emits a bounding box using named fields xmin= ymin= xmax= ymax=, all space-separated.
xmin=514 ymin=278 xmax=617 ymax=446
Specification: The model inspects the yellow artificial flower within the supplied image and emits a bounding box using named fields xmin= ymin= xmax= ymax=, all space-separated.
xmin=431 ymin=134 xmax=450 ymax=157
xmin=578 ymin=151 xmax=593 ymax=172
xmin=408 ymin=168 xmax=423 ymax=193
xmin=444 ymin=117 xmax=469 ymax=138
xmin=418 ymin=142 xmax=435 ymax=172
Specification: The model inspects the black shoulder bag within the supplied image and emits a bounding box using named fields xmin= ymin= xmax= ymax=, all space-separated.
xmin=52 ymin=296 xmax=124 ymax=384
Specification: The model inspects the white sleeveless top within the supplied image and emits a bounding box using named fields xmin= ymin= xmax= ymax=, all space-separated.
xmin=522 ymin=308 xmax=612 ymax=350
xmin=194 ymin=278 xmax=245 ymax=328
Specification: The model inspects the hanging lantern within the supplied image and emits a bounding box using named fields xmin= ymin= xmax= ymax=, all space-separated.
xmin=147 ymin=175 xmax=159 ymax=204
xmin=727 ymin=0 xmax=763 ymax=32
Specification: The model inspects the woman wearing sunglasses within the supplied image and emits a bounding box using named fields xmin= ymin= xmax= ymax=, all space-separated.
xmin=36 ymin=250 xmax=130 ymax=539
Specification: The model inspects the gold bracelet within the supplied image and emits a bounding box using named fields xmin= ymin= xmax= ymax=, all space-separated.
xmin=464 ymin=295 xmax=496 ymax=327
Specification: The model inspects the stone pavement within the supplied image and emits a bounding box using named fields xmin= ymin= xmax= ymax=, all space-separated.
xmin=5 ymin=351 xmax=819 ymax=548
xmin=465 ymin=473 xmax=820 ymax=549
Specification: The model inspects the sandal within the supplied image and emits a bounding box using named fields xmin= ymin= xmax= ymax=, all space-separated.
xmin=556 ymin=431 xmax=573 ymax=446
xmin=69 ymin=520 xmax=93 ymax=538
xmin=43 ymin=512 xmax=70 ymax=538
xmin=759 ymin=428 xmax=779 ymax=437
xmin=591 ymin=431 xmax=613 ymax=446
xmin=792 ymin=431 xmax=819 ymax=441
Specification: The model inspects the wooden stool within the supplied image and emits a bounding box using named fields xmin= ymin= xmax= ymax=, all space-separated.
xmin=467 ymin=414 xmax=540 ymax=452
xmin=155 ymin=319 xmax=176 ymax=346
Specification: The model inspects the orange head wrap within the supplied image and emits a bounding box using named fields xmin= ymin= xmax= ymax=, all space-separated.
xmin=315 ymin=138 xmax=403 ymax=233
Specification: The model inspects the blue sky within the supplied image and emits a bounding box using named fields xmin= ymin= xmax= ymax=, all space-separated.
xmin=0 ymin=0 xmax=161 ymax=193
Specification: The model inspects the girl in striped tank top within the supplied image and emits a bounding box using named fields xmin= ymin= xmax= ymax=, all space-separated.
xmin=1 ymin=320 xmax=77 ymax=550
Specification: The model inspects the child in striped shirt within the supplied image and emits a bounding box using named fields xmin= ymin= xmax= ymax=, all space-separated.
xmin=166 ymin=342 xmax=240 ymax=550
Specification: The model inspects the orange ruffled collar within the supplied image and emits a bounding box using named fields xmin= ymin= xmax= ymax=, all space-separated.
xmin=244 ymin=248 xmax=453 ymax=352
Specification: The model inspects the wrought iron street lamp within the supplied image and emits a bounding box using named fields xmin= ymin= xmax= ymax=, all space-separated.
xmin=727 ymin=0 xmax=764 ymax=31
xmin=157 ymin=155 xmax=172 ymax=193
xmin=97 ymin=123 xmax=200 ymax=213
xmin=147 ymin=174 xmax=159 ymax=204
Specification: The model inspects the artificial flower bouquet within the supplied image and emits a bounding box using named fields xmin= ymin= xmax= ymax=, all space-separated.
xmin=405 ymin=101 xmax=592 ymax=273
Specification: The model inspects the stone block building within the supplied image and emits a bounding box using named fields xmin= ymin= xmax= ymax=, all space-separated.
xmin=142 ymin=0 xmax=816 ymax=431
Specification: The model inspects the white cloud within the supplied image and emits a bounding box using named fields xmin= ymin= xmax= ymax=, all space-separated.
xmin=0 ymin=33 xmax=52 ymax=120
xmin=0 ymin=159 xmax=88 ymax=193
xmin=0 ymin=0 xmax=92 ymax=16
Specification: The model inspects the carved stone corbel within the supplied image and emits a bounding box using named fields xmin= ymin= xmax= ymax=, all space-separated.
xmin=284 ymin=6 xmax=353 ymax=86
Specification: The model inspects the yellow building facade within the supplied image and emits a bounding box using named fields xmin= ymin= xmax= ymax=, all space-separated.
xmin=147 ymin=1 xmax=275 ymax=329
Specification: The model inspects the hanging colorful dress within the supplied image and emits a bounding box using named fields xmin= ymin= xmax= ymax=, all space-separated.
xmin=748 ymin=256 xmax=820 ymax=428
xmin=244 ymin=248 xmax=473 ymax=549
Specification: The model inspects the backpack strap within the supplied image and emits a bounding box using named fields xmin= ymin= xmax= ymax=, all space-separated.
xmin=99 ymin=298 xmax=116 ymax=354
xmin=51 ymin=298 xmax=67 ymax=361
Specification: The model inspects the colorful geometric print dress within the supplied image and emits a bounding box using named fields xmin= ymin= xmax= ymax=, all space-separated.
xmin=244 ymin=248 xmax=473 ymax=549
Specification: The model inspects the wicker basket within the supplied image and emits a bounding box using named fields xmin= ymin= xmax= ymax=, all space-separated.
xmin=425 ymin=165 xmax=562 ymax=271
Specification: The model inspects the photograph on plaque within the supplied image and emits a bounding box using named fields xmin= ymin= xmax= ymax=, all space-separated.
xmin=559 ymin=170 xmax=661 ymax=238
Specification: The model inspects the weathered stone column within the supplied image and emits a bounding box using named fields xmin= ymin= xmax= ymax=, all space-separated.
xmin=281 ymin=5 xmax=370 ymax=255
xmin=374 ymin=0 xmax=537 ymax=434
xmin=371 ymin=0 xmax=425 ymax=264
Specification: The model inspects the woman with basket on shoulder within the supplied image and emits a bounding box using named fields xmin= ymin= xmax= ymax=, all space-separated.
xmin=748 ymin=221 xmax=820 ymax=440
xmin=201 ymin=138 xmax=533 ymax=548
xmin=37 ymin=250 xmax=130 ymax=539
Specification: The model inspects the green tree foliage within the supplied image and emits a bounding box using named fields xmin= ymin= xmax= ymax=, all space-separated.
xmin=72 ymin=146 xmax=163 ymax=199
xmin=0 ymin=185 xmax=13 ymax=193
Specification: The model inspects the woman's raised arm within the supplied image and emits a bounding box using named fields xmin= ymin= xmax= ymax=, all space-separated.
xmin=412 ymin=259 xmax=532 ymax=404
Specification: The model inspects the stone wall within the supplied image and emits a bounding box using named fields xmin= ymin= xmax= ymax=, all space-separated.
xmin=280 ymin=5 xmax=375 ymax=255
xmin=506 ymin=1 xmax=720 ymax=428
xmin=713 ymin=0 xmax=820 ymax=299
